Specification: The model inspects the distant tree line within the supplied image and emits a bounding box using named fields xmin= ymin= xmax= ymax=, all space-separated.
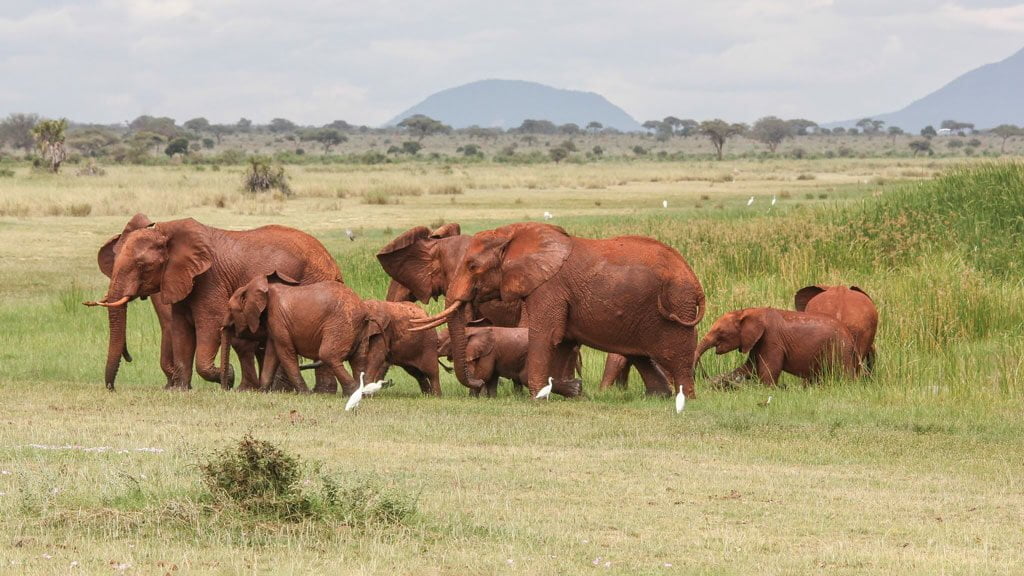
xmin=0 ymin=111 xmax=1020 ymax=170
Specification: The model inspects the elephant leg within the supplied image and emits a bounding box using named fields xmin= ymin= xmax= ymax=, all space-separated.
xmin=711 ymin=359 xmax=754 ymax=388
xmin=194 ymin=316 xmax=230 ymax=388
xmin=526 ymin=329 xmax=556 ymax=397
xmin=156 ymin=312 xmax=175 ymax=388
xmin=402 ymin=365 xmax=436 ymax=396
xmin=258 ymin=340 xmax=280 ymax=392
xmin=468 ymin=386 xmax=482 ymax=397
xmin=274 ymin=343 xmax=309 ymax=394
xmin=312 ymin=365 xmax=338 ymax=394
xmin=630 ymin=356 xmax=672 ymax=396
xmin=169 ymin=307 xmax=196 ymax=390
xmin=234 ymin=340 xmax=261 ymax=391
xmin=864 ymin=346 xmax=876 ymax=376
xmin=323 ymin=358 xmax=356 ymax=396
xmin=484 ymin=377 xmax=499 ymax=398
xmin=753 ymin=352 xmax=783 ymax=387
xmin=599 ymin=353 xmax=631 ymax=391
xmin=550 ymin=341 xmax=583 ymax=398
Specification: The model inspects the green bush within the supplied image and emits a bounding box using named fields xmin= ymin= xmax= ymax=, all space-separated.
xmin=242 ymin=156 xmax=291 ymax=195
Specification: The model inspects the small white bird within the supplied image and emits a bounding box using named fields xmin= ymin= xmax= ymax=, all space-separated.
xmin=771 ymin=195 xmax=777 ymax=206
xmin=758 ymin=395 xmax=773 ymax=408
xmin=746 ymin=196 xmax=755 ymax=206
xmin=675 ymin=384 xmax=686 ymax=413
xmin=543 ymin=211 xmax=553 ymax=220
xmin=362 ymin=378 xmax=388 ymax=396
xmin=662 ymin=200 xmax=668 ymax=208
xmin=345 ymin=372 xmax=367 ymax=411
xmin=535 ymin=377 xmax=554 ymax=399
xmin=345 ymin=228 xmax=355 ymax=241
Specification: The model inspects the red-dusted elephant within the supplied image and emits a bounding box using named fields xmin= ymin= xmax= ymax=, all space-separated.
xmin=414 ymin=222 xmax=705 ymax=398
xmin=695 ymin=307 xmax=858 ymax=386
xmin=795 ymin=285 xmax=878 ymax=374
xmin=86 ymin=214 xmax=341 ymax=391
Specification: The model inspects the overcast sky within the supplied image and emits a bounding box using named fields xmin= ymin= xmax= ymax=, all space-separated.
xmin=1 ymin=0 xmax=1022 ymax=127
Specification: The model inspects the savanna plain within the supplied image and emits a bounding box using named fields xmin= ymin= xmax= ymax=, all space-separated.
xmin=1 ymin=157 xmax=1022 ymax=575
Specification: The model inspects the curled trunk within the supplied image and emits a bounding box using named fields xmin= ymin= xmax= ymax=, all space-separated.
xmin=693 ymin=337 xmax=715 ymax=379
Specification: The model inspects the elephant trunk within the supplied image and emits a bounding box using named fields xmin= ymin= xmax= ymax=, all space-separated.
xmin=447 ymin=302 xmax=476 ymax=389
xmin=104 ymin=304 xmax=127 ymax=391
xmin=219 ymin=326 xmax=233 ymax=390
xmin=694 ymin=336 xmax=715 ymax=379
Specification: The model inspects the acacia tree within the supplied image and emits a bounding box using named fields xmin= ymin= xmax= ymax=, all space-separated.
xmin=0 ymin=113 xmax=39 ymax=154
xmin=990 ymin=124 xmax=1021 ymax=154
xmin=32 ymin=118 xmax=68 ymax=173
xmin=397 ymin=115 xmax=451 ymax=140
xmin=887 ymin=126 xmax=904 ymax=145
xmin=750 ymin=116 xmax=791 ymax=153
xmin=586 ymin=121 xmax=603 ymax=134
xmin=699 ymin=119 xmax=747 ymax=160
xmin=856 ymin=118 xmax=885 ymax=136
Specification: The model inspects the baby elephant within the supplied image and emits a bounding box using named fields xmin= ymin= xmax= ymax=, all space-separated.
xmin=221 ymin=275 xmax=365 ymax=394
xmin=437 ymin=326 xmax=529 ymax=397
xmin=354 ymin=300 xmax=441 ymax=396
xmin=695 ymin=307 xmax=858 ymax=387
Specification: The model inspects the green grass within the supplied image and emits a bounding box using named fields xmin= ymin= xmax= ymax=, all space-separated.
xmin=1 ymin=159 xmax=1022 ymax=574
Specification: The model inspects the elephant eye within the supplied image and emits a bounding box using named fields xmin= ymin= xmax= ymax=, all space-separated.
xmin=467 ymin=261 xmax=479 ymax=273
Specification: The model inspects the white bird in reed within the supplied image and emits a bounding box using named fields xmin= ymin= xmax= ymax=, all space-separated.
xmin=747 ymin=196 xmax=755 ymax=206
xmin=675 ymin=384 xmax=686 ymax=413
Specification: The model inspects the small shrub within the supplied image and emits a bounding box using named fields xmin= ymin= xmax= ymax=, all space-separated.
xmin=243 ymin=156 xmax=291 ymax=195
xmin=796 ymin=173 xmax=815 ymax=180
xmin=0 ymin=168 xmax=14 ymax=178
xmin=65 ymin=203 xmax=92 ymax=217
xmin=428 ymin=184 xmax=462 ymax=195
xmin=362 ymin=191 xmax=397 ymax=205
xmin=790 ymin=147 xmax=807 ymax=159
xmin=632 ymin=145 xmax=648 ymax=156
xmin=200 ymin=433 xmax=303 ymax=517
xmin=837 ymin=146 xmax=854 ymax=158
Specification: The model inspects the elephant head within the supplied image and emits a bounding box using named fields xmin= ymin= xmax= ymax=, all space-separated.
xmin=694 ymin=309 xmax=766 ymax=370
xmin=412 ymin=223 xmax=571 ymax=388
xmin=219 ymin=273 xmax=298 ymax=390
xmin=352 ymin=303 xmax=393 ymax=384
xmin=378 ymin=222 xmax=464 ymax=305
xmin=88 ymin=215 xmax=213 ymax=390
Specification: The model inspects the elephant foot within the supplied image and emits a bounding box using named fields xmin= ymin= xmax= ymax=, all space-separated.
xmin=553 ymin=378 xmax=583 ymax=398
xmin=237 ymin=383 xmax=262 ymax=392
xmin=312 ymin=381 xmax=338 ymax=394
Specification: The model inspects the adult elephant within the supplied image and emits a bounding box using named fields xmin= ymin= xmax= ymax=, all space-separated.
xmin=795 ymin=285 xmax=878 ymax=374
xmin=85 ymin=214 xmax=341 ymax=391
xmin=413 ymin=222 xmax=705 ymax=398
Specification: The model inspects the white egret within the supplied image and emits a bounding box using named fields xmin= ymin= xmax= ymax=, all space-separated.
xmin=543 ymin=211 xmax=553 ymax=220
xmin=758 ymin=395 xmax=773 ymax=407
xmin=746 ymin=196 xmax=755 ymax=206
xmin=362 ymin=378 xmax=388 ymax=396
xmin=345 ymin=372 xmax=367 ymax=411
xmin=675 ymin=384 xmax=686 ymax=413
xmin=535 ymin=377 xmax=554 ymax=399
xmin=662 ymin=200 xmax=668 ymax=208
xmin=771 ymin=195 xmax=777 ymax=206
xmin=345 ymin=229 xmax=355 ymax=241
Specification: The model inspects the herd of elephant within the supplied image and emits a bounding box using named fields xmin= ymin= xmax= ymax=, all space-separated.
xmin=85 ymin=214 xmax=878 ymax=401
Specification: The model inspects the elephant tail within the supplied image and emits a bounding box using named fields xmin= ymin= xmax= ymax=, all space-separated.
xmin=658 ymin=281 xmax=705 ymax=328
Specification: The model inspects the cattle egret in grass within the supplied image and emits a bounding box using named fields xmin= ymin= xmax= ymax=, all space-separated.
xmin=345 ymin=372 xmax=367 ymax=411
xmin=771 ymin=195 xmax=777 ymax=206
xmin=662 ymin=200 xmax=668 ymax=208
xmin=747 ymin=196 xmax=755 ymax=206
xmin=758 ymin=395 xmax=773 ymax=408
xmin=543 ymin=211 xmax=553 ymax=220
xmin=535 ymin=377 xmax=554 ymax=399
xmin=345 ymin=229 xmax=355 ymax=241
xmin=362 ymin=378 xmax=388 ymax=396
xmin=675 ymin=384 xmax=686 ymax=413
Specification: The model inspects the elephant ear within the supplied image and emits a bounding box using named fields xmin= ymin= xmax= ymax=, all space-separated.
xmin=97 ymin=213 xmax=155 ymax=278
xmin=158 ymin=219 xmax=213 ymax=304
xmin=794 ymin=285 xmax=828 ymax=312
xmin=376 ymin=226 xmax=441 ymax=304
xmin=849 ymin=285 xmax=874 ymax=302
xmin=268 ymin=271 xmax=300 ymax=285
xmin=430 ymin=222 xmax=461 ymax=239
xmin=467 ymin=329 xmax=494 ymax=362
xmin=242 ymin=276 xmax=270 ymax=334
xmin=499 ymin=223 xmax=572 ymax=301
xmin=386 ymin=280 xmax=417 ymax=302
xmin=739 ymin=311 xmax=766 ymax=354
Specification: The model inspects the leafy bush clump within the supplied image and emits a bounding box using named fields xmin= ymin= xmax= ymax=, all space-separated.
xmin=242 ymin=156 xmax=291 ymax=195
xmin=0 ymin=168 xmax=14 ymax=178
xmin=199 ymin=434 xmax=418 ymax=527
xmin=200 ymin=433 xmax=304 ymax=517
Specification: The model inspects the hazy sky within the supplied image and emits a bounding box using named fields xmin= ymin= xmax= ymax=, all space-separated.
xmin=1 ymin=0 xmax=1022 ymax=126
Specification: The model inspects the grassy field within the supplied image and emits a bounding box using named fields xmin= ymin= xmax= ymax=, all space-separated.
xmin=1 ymin=158 xmax=1022 ymax=574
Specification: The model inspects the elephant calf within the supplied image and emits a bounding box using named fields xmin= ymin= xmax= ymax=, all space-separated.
xmin=695 ymin=307 xmax=858 ymax=387
xmin=221 ymin=275 xmax=366 ymax=394
xmin=354 ymin=300 xmax=441 ymax=396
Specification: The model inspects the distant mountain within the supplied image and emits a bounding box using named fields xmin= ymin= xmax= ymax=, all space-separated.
xmin=829 ymin=46 xmax=1024 ymax=132
xmin=387 ymin=79 xmax=641 ymax=131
